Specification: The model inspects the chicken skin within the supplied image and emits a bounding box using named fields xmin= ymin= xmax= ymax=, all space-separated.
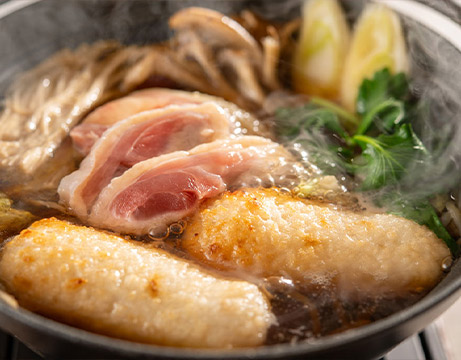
xmin=59 ymin=103 xmax=232 ymax=218
xmin=70 ymin=88 xmax=267 ymax=155
xmin=88 ymin=136 xmax=299 ymax=235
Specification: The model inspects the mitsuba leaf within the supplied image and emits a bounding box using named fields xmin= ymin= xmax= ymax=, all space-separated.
xmin=352 ymin=124 xmax=426 ymax=190
xmin=355 ymin=69 xmax=410 ymax=135
xmin=274 ymin=105 xmax=349 ymax=174
xmin=356 ymin=68 xmax=409 ymax=115
xmin=275 ymin=104 xmax=348 ymax=139
xmin=297 ymin=137 xmax=348 ymax=174
xmin=356 ymin=99 xmax=407 ymax=136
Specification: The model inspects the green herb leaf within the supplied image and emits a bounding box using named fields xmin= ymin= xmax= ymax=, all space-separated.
xmin=299 ymin=138 xmax=348 ymax=174
xmin=356 ymin=98 xmax=406 ymax=135
xmin=352 ymin=124 xmax=427 ymax=190
xmin=355 ymin=69 xmax=410 ymax=135
xmin=275 ymin=104 xmax=349 ymax=140
xmin=274 ymin=104 xmax=350 ymax=173
xmin=310 ymin=96 xmax=359 ymax=128
xmin=356 ymin=68 xmax=409 ymax=115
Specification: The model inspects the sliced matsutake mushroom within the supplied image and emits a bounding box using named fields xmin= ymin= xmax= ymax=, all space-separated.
xmin=174 ymin=31 xmax=223 ymax=87
xmin=233 ymin=10 xmax=284 ymax=91
xmin=172 ymin=31 xmax=240 ymax=102
xmin=261 ymin=26 xmax=282 ymax=91
xmin=145 ymin=46 xmax=214 ymax=95
xmin=168 ymin=7 xmax=288 ymax=109
xmin=217 ymin=49 xmax=265 ymax=107
xmin=169 ymin=7 xmax=263 ymax=65
xmin=235 ymin=10 xmax=285 ymax=92
xmin=278 ymin=18 xmax=302 ymax=88
xmin=279 ymin=18 xmax=302 ymax=51
xmin=141 ymin=43 xmax=250 ymax=109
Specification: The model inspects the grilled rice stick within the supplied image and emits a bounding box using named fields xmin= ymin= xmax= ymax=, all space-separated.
xmin=0 ymin=218 xmax=273 ymax=348
xmin=182 ymin=188 xmax=450 ymax=296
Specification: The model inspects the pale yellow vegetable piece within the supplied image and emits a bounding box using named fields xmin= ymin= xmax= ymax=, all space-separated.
xmin=292 ymin=0 xmax=350 ymax=99
xmin=341 ymin=4 xmax=409 ymax=112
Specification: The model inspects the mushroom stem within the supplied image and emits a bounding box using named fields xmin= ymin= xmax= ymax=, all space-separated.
xmin=262 ymin=26 xmax=282 ymax=91
xmin=218 ymin=49 xmax=265 ymax=107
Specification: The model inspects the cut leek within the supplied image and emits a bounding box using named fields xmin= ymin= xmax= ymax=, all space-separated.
xmin=341 ymin=4 xmax=409 ymax=112
xmin=292 ymin=0 xmax=350 ymax=99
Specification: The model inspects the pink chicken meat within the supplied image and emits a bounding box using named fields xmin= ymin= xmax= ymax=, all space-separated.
xmin=70 ymin=88 xmax=264 ymax=155
xmin=58 ymin=103 xmax=232 ymax=218
xmin=88 ymin=136 xmax=294 ymax=235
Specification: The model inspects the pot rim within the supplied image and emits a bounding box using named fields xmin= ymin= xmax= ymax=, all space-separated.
xmin=0 ymin=0 xmax=461 ymax=358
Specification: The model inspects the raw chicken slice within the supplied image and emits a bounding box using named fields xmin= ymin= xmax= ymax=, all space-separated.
xmin=89 ymin=136 xmax=295 ymax=235
xmin=0 ymin=218 xmax=273 ymax=348
xmin=70 ymin=88 xmax=267 ymax=155
xmin=182 ymin=188 xmax=450 ymax=296
xmin=58 ymin=103 xmax=231 ymax=219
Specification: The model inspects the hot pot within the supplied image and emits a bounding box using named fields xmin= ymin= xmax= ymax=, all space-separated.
xmin=0 ymin=0 xmax=460 ymax=359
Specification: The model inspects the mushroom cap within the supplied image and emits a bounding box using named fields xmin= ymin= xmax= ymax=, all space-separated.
xmin=169 ymin=7 xmax=262 ymax=61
